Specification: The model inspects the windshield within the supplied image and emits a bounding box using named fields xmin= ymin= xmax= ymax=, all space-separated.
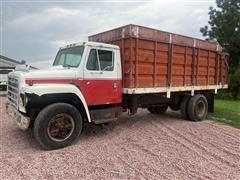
xmin=53 ymin=46 xmax=84 ymax=67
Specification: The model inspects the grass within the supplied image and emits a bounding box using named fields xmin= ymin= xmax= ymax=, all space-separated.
xmin=207 ymin=99 xmax=240 ymax=128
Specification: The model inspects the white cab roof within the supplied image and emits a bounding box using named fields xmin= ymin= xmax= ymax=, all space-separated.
xmin=60 ymin=41 xmax=120 ymax=50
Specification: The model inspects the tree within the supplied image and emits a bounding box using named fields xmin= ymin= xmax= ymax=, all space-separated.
xmin=200 ymin=0 xmax=240 ymax=98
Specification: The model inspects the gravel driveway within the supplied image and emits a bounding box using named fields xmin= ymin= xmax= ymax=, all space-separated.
xmin=0 ymin=97 xmax=240 ymax=179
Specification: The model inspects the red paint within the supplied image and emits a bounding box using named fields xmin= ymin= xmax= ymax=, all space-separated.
xmin=25 ymin=78 xmax=122 ymax=106
xmin=77 ymin=80 xmax=122 ymax=106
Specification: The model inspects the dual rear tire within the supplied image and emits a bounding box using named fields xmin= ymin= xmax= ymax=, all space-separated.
xmin=181 ymin=94 xmax=208 ymax=121
xmin=148 ymin=94 xmax=208 ymax=122
xmin=148 ymin=105 xmax=168 ymax=114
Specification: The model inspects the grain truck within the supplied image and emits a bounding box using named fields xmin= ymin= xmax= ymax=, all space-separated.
xmin=6 ymin=25 xmax=229 ymax=149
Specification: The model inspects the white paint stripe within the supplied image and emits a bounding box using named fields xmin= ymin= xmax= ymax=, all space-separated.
xmin=25 ymin=78 xmax=122 ymax=80
xmin=123 ymin=85 xmax=228 ymax=94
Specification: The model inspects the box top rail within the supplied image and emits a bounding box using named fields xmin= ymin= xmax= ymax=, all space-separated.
xmin=88 ymin=24 xmax=222 ymax=52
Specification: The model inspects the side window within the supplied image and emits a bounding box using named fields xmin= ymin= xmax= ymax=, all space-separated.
xmin=98 ymin=50 xmax=114 ymax=71
xmin=86 ymin=49 xmax=99 ymax=70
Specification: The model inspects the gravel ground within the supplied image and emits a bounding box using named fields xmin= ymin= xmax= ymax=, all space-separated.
xmin=0 ymin=97 xmax=240 ymax=179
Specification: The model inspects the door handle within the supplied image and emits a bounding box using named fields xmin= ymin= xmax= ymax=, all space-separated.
xmin=113 ymin=82 xmax=117 ymax=89
xmin=90 ymin=71 xmax=103 ymax=75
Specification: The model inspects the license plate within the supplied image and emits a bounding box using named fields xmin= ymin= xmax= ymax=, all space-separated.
xmin=6 ymin=102 xmax=30 ymax=130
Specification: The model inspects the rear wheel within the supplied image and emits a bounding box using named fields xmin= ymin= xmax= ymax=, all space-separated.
xmin=148 ymin=107 xmax=157 ymax=114
xmin=180 ymin=95 xmax=191 ymax=120
xmin=148 ymin=105 xmax=168 ymax=114
xmin=34 ymin=103 xmax=83 ymax=150
xmin=169 ymin=104 xmax=180 ymax=111
xmin=187 ymin=94 xmax=208 ymax=121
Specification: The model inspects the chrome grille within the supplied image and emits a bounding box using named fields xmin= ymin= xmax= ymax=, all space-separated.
xmin=7 ymin=76 xmax=19 ymax=108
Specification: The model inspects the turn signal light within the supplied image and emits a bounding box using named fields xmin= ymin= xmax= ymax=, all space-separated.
xmin=26 ymin=80 xmax=34 ymax=86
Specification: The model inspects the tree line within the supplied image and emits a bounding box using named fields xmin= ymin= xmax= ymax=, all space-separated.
xmin=200 ymin=0 xmax=240 ymax=98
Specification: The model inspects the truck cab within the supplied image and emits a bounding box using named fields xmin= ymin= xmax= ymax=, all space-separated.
xmin=6 ymin=42 xmax=122 ymax=149
xmin=53 ymin=42 xmax=122 ymax=106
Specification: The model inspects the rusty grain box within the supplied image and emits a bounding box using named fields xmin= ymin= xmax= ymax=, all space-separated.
xmin=88 ymin=24 xmax=228 ymax=89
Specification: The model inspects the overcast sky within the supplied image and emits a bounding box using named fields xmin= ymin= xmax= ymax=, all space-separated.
xmin=1 ymin=0 xmax=215 ymax=69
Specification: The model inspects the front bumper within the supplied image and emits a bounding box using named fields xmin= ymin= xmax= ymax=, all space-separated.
xmin=6 ymin=102 xmax=30 ymax=130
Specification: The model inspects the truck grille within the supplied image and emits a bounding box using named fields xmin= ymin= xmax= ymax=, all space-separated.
xmin=7 ymin=75 xmax=19 ymax=108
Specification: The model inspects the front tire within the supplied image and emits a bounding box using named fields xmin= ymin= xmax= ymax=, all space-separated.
xmin=34 ymin=103 xmax=83 ymax=150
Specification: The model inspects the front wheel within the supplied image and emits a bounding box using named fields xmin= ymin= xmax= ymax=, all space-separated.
xmin=34 ymin=103 xmax=83 ymax=150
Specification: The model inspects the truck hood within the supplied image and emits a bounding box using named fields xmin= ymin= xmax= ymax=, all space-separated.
xmin=8 ymin=66 xmax=77 ymax=87
xmin=24 ymin=66 xmax=77 ymax=80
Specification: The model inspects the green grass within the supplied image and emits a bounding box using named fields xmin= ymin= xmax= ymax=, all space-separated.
xmin=207 ymin=99 xmax=240 ymax=128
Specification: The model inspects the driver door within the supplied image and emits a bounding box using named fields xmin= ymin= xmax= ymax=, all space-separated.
xmin=82 ymin=47 xmax=121 ymax=106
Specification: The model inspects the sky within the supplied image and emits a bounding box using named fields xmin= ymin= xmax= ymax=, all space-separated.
xmin=0 ymin=0 xmax=216 ymax=69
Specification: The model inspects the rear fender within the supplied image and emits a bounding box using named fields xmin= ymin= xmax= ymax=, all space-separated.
xmin=21 ymin=84 xmax=91 ymax=122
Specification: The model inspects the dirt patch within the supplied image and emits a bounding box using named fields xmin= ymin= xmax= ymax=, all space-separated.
xmin=0 ymin=97 xmax=239 ymax=179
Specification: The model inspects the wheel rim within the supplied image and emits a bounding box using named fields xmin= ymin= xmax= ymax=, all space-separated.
xmin=47 ymin=113 xmax=75 ymax=142
xmin=196 ymin=101 xmax=205 ymax=117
